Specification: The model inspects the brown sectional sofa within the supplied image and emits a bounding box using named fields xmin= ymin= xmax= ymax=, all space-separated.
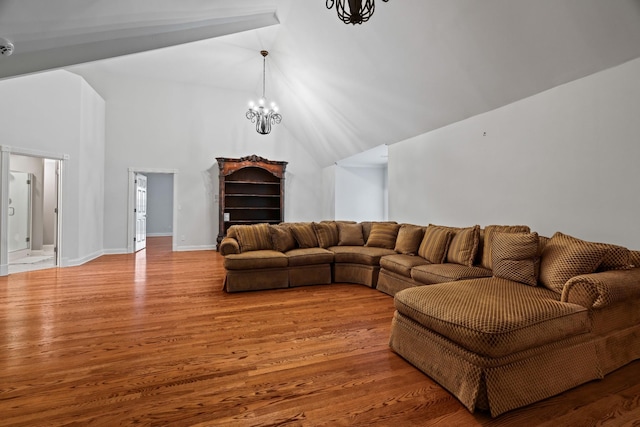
xmin=219 ymin=220 xmax=640 ymax=417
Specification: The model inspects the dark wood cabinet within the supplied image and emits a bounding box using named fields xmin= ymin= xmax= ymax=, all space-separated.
xmin=216 ymin=155 xmax=287 ymax=246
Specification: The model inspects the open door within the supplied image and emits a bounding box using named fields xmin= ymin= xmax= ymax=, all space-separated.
xmin=134 ymin=173 xmax=147 ymax=252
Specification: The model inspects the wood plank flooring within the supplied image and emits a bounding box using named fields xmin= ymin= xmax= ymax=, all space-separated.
xmin=1 ymin=237 xmax=640 ymax=426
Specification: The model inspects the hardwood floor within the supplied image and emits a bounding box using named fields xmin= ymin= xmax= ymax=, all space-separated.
xmin=2 ymin=237 xmax=640 ymax=426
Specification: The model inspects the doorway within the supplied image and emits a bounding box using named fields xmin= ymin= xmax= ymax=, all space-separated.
xmin=127 ymin=168 xmax=177 ymax=253
xmin=6 ymin=154 xmax=60 ymax=274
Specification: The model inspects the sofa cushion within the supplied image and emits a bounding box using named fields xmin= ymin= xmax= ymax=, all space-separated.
xmin=234 ymin=223 xmax=272 ymax=252
xmin=539 ymin=232 xmax=608 ymax=294
xmin=286 ymin=248 xmax=334 ymax=267
xmin=337 ymin=223 xmax=365 ymax=246
xmin=446 ymin=225 xmax=480 ymax=267
xmin=492 ymin=232 xmax=540 ymax=286
xmin=380 ymin=254 xmax=430 ymax=277
xmin=394 ymin=277 xmax=590 ymax=358
xmin=411 ymin=263 xmax=492 ymax=285
xmin=290 ymin=223 xmax=319 ymax=248
xmin=269 ymin=224 xmax=297 ymax=252
xmin=418 ymin=225 xmax=454 ymax=264
xmin=595 ymin=243 xmax=631 ymax=272
xmin=480 ymin=225 xmax=531 ymax=270
xmin=394 ymin=224 xmax=425 ymax=255
xmin=630 ymin=250 xmax=640 ymax=268
xmin=361 ymin=221 xmax=398 ymax=242
xmin=366 ymin=223 xmax=401 ymax=249
xmin=313 ymin=222 xmax=339 ymax=248
xmin=224 ymin=250 xmax=288 ymax=270
xmin=330 ymin=246 xmax=396 ymax=266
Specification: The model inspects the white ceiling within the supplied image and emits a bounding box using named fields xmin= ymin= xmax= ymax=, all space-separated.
xmin=2 ymin=0 xmax=640 ymax=167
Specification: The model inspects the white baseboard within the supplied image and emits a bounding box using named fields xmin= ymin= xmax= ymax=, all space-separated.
xmin=62 ymin=249 xmax=104 ymax=268
xmin=147 ymin=232 xmax=173 ymax=237
xmin=176 ymin=244 xmax=217 ymax=252
xmin=0 ymin=263 xmax=7 ymax=277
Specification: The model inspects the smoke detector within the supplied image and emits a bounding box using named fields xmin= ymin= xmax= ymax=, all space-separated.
xmin=0 ymin=38 xmax=14 ymax=56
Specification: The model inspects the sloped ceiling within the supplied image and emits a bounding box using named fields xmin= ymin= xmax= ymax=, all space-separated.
xmin=2 ymin=0 xmax=640 ymax=167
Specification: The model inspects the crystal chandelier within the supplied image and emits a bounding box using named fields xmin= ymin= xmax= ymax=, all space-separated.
xmin=326 ymin=0 xmax=389 ymax=25
xmin=246 ymin=50 xmax=282 ymax=135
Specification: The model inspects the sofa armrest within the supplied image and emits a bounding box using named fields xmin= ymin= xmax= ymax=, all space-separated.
xmin=561 ymin=268 xmax=640 ymax=309
xmin=219 ymin=237 xmax=240 ymax=256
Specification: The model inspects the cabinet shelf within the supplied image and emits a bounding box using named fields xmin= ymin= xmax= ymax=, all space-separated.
xmin=216 ymin=155 xmax=287 ymax=247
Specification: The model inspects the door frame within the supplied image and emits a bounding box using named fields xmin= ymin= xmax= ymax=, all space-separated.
xmin=127 ymin=168 xmax=178 ymax=253
xmin=0 ymin=145 xmax=66 ymax=276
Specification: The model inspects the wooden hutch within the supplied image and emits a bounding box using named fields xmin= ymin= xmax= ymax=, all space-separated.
xmin=216 ymin=155 xmax=287 ymax=246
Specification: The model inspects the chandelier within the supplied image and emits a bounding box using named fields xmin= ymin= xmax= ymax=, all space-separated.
xmin=246 ymin=50 xmax=282 ymax=135
xmin=326 ymin=0 xmax=389 ymax=25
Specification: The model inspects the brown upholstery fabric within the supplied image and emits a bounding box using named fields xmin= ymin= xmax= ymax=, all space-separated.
xmin=223 ymin=250 xmax=288 ymax=270
xmin=289 ymin=223 xmax=319 ymax=248
xmin=561 ymin=267 xmax=640 ymax=309
xmin=233 ymin=223 xmax=272 ymax=252
xmin=377 ymin=269 xmax=417 ymax=296
xmin=366 ymin=223 xmax=401 ymax=249
xmin=219 ymin=237 xmax=240 ymax=255
xmin=337 ymin=222 xmax=365 ymax=246
xmin=361 ymin=221 xmax=397 ymax=242
xmin=224 ymin=268 xmax=289 ymax=292
xmin=380 ymin=254 xmax=430 ymax=277
xmin=418 ymin=225 xmax=454 ymax=264
xmin=480 ymin=225 xmax=530 ymax=270
xmin=595 ymin=243 xmax=631 ymax=271
xmin=492 ymin=232 xmax=540 ymax=286
xmin=288 ymin=264 xmax=332 ymax=287
xmin=330 ymin=246 xmax=396 ymax=265
xmin=539 ymin=232 xmax=607 ymax=294
xmin=631 ymin=250 xmax=640 ymax=268
xmin=285 ymin=248 xmax=334 ymax=266
xmin=411 ymin=263 xmax=492 ymax=285
xmin=446 ymin=225 xmax=480 ymax=267
xmin=269 ymin=224 xmax=297 ymax=252
xmin=394 ymin=224 xmax=425 ymax=255
xmin=313 ymin=222 xmax=339 ymax=248
xmin=394 ymin=277 xmax=589 ymax=358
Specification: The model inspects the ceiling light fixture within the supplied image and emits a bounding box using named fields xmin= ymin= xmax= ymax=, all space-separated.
xmin=326 ymin=0 xmax=389 ymax=25
xmin=246 ymin=50 xmax=282 ymax=135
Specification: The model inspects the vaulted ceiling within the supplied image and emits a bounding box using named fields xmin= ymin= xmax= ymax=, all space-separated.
xmin=2 ymin=0 xmax=640 ymax=167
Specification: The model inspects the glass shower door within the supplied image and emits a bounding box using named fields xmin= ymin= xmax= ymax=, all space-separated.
xmin=8 ymin=171 xmax=32 ymax=254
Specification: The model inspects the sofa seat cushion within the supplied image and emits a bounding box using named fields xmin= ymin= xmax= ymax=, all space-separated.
xmin=224 ymin=250 xmax=288 ymax=270
xmin=394 ymin=277 xmax=590 ymax=358
xmin=410 ymin=263 xmax=492 ymax=285
xmin=286 ymin=248 xmax=334 ymax=266
xmin=380 ymin=254 xmax=430 ymax=277
xmin=329 ymin=246 xmax=396 ymax=266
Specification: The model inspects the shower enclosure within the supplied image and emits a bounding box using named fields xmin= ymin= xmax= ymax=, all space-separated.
xmin=8 ymin=171 xmax=32 ymax=258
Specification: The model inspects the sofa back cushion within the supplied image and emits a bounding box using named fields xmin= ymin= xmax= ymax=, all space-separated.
xmin=492 ymin=232 xmax=540 ymax=286
xmin=234 ymin=223 xmax=273 ymax=252
xmin=361 ymin=221 xmax=398 ymax=242
xmin=394 ymin=224 xmax=425 ymax=255
xmin=365 ymin=223 xmax=401 ymax=249
xmin=314 ymin=222 xmax=339 ymax=248
xmin=337 ymin=222 xmax=365 ymax=246
xmin=446 ymin=225 xmax=481 ymax=267
xmin=630 ymin=251 xmax=640 ymax=268
xmin=480 ymin=225 xmax=531 ymax=270
xmin=539 ymin=232 xmax=608 ymax=294
xmin=595 ymin=243 xmax=631 ymax=272
xmin=270 ymin=224 xmax=297 ymax=252
xmin=290 ymin=223 xmax=319 ymax=248
xmin=418 ymin=225 xmax=455 ymax=264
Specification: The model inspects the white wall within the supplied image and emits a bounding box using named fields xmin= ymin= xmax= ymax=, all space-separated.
xmin=389 ymin=57 xmax=640 ymax=249
xmin=335 ymin=165 xmax=387 ymax=222
xmin=147 ymin=173 xmax=174 ymax=236
xmin=73 ymin=71 xmax=324 ymax=252
xmin=0 ymin=70 xmax=105 ymax=268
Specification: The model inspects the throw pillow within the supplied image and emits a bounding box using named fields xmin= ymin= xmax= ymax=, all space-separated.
xmin=539 ymin=231 xmax=608 ymax=294
xmin=394 ymin=224 xmax=425 ymax=255
xmin=480 ymin=225 xmax=531 ymax=270
xmin=289 ymin=223 xmax=319 ymax=248
xmin=234 ymin=223 xmax=272 ymax=252
xmin=492 ymin=232 xmax=540 ymax=286
xmin=595 ymin=243 xmax=631 ymax=271
xmin=337 ymin=222 xmax=365 ymax=246
xmin=270 ymin=224 xmax=297 ymax=252
xmin=446 ymin=225 xmax=481 ymax=267
xmin=314 ymin=222 xmax=339 ymax=248
xmin=418 ymin=225 xmax=455 ymax=264
xmin=365 ymin=223 xmax=401 ymax=249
